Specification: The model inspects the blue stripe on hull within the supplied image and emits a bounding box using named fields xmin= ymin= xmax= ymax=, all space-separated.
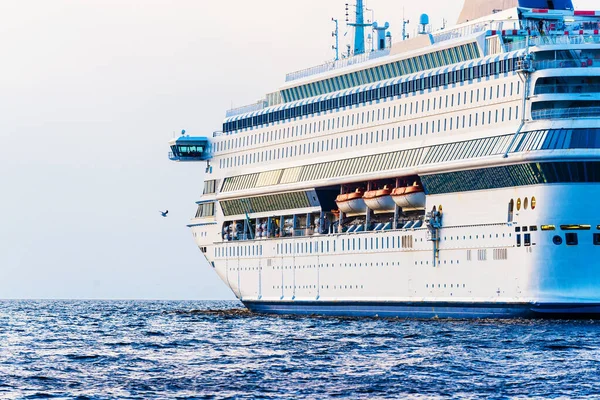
xmin=243 ymin=301 xmax=600 ymax=319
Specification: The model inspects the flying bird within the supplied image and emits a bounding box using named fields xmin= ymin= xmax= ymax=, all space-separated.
xmin=160 ymin=210 xmax=169 ymax=218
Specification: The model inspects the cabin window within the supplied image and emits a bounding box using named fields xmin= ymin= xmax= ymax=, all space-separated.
xmin=594 ymin=234 xmax=600 ymax=246
xmin=566 ymin=233 xmax=579 ymax=246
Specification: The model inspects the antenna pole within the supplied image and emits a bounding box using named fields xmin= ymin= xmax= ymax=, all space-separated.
xmin=402 ymin=9 xmax=410 ymax=41
xmin=332 ymin=18 xmax=340 ymax=61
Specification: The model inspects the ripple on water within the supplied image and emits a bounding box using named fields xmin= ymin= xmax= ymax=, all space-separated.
xmin=1 ymin=300 xmax=600 ymax=399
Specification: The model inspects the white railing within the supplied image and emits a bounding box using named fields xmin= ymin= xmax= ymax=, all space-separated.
xmin=531 ymin=107 xmax=600 ymax=120
xmin=532 ymin=59 xmax=599 ymax=69
xmin=505 ymin=34 xmax=600 ymax=52
xmin=531 ymin=35 xmax=600 ymax=47
xmin=225 ymin=100 xmax=268 ymax=118
xmin=285 ymin=49 xmax=390 ymax=82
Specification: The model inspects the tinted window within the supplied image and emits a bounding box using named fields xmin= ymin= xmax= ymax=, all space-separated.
xmin=566 ymin=233 xmax=579 ymax=246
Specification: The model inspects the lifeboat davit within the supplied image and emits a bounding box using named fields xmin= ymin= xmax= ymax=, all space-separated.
xmin=363 ymin=185 xmax=396 ymax=214
xmin=391 ymin=183 xmax=426 ymax=211
xmin=336 ymin=189 xmax=367 ymax=216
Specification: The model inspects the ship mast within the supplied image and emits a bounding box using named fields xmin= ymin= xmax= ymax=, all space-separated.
xmin=346 ymin=0 xmax=370 ymax=56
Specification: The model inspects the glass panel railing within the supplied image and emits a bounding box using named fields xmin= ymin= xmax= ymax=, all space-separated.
xmin=505 ymin=35 xmax=600 ymax=52
xmin=531 ymin=107 xmax=600 ymax=120
xmin=534 ymin=83 xmax=600 ymax=94
xmin=532 ymin=59 xmax=600 ymax=70
xmin=225 ymin=101 xmax=268 ymax=118
xmin=285 ymin=49 xmax=390 ymax=82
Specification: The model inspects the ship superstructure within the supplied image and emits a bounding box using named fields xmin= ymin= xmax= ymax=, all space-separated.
xmin=170 ymin=0 xmax=600 ymax=318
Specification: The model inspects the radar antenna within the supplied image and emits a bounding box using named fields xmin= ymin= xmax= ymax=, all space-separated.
xmin=332 ymin=18 xmax=340 ymax=61
xmin=402 ymin=9 xmax=410 ymax=41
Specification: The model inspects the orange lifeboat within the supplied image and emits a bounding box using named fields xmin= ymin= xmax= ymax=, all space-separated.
xmin=364 ymin=185 xmax=396 ymax=213
xmin=391 ymin=182 xmax=426 ymax=211
xmin=335 ymin=188 xmax=367 ymax=216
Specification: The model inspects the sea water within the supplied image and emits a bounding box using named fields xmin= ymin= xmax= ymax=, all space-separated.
xmin=1 ymin=300 xmax=599 ymax=399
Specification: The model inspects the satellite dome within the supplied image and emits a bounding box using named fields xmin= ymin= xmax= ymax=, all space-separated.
xmin=419 ymin=14 xmax=430 ymax=26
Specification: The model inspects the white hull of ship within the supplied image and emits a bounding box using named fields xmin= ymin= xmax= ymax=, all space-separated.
xmin=193 ymin=184 xmax=600 ymax=318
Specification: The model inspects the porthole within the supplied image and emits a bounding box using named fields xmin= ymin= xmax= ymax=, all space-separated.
xmin=524 ymin=197 xmax=529 ymax=210
xmin=553 ymin=235 xmax=563 ymax=245
xmin=517 ymin=198 xmax=522 ymax=211
xmin=531 ymin=197 xmax=537 ymax=210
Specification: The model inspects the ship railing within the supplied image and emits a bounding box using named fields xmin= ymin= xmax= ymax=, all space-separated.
xmin=504 ymin=40 xmax=529 ymax=53
xmin=532 ymin=35 xmax=600 ymax=47
xmin=225 ymin=100 xmax=268 ymax=118
xmin=293 ymin=229 xmax=307 ymax=237
xmin=506 ymin=35 xmax=600 ymax=52
xmin=212 ymin=130 xmax=224 ymax=137
xmin=531 ymin=107 xmax=600 ymax=120
xmin=531 ymin=59 xmax=599 ymax=70
xmin=285 ymin=49 xmax=390 ymax=82
xmin=534 ymin=83 xmax=600 ymax=95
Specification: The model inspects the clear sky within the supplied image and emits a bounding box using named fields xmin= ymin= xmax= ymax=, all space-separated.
xmin=0 ymin=0 xmax=596 ymax=300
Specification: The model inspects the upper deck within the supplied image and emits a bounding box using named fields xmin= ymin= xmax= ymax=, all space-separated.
xmin=224 ymin=2 xmax=600 ymax=121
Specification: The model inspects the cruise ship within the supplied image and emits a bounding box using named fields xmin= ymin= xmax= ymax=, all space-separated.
xmin=169 ymin=0 xmax=600 ymax=318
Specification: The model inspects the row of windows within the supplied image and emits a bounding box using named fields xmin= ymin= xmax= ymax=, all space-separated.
xmin=220 ymin=128 xmax=599 ymax=195
xmin=552 ymin=233 xmax=600 ymax=246
xmin=215 ymin=229 xmax=517 ymax=258
xmin=223 ymin=57 xmax=520 ymax=133
xmin=221 ymin=130 xmax=518 ymax=192
xmin=272 ymin=285 xmax=363 ymax=291
xmin=194 ymin=203 xmax=215 ymax=219
xmin=215 ymin=245 xmax=263 ymax=258
xmin=512 ymin=128 xmax=600 ymax=153
xmin=203 ymin=180 xmax=217 ymax=195
xmin=216 ymin=81 xmax=521 ymax=155
xmin=426 ymin=283 xmax=467 ymax=289
xmin=220 ymin=191 xmax=312 ymax=217
xmin=281 ymin=43 xmax=481 ymax=103
xmin=422 ymin=162 xmax=600 ymax=195
xmin=272 ymin=233 xmax=509 ymax=255
xmin=219 ymin=105 xmax=520 ymax=170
